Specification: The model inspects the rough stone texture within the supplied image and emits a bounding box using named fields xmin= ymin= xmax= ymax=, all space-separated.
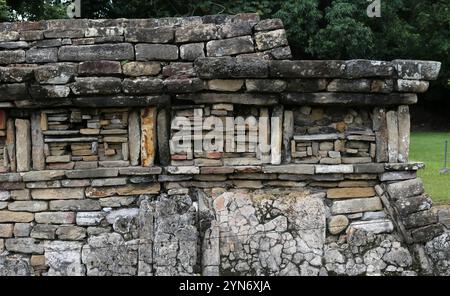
xmin=45 ymin=241 xmax=85 ymax=276
xmin=58 ymin=44 xmax=134 ymax=61
xmin=0 ymin=15 xmax=445 ymax=277
xmin=135 ymin=44 xmax=178 ymax=61
xmin=210 ymin=190 xmax=325 ymax=275
xmin=15 ymin=119 xmax=31 ymax=172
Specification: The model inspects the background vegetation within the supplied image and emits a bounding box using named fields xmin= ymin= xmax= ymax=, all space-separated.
xmin=410 ymin=132 xmax=450 ymax=204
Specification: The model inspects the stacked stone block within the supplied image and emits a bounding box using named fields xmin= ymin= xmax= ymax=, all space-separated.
xmin=0 ymin=14 xmax=449 ymax=276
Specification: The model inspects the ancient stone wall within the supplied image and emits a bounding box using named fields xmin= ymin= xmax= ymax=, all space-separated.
xmin=1 ymin=14 xmax=449 ymax=276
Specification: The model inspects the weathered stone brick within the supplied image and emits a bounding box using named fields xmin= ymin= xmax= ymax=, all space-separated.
xmin=175 ymin=24 xmax=218 ymax=42
xmin=78 ymin=60 xmax=122 ymax=75
xmin=195 ymin=57 xmax=268 ymax=79
xmin=76 ymin=212 xmax=104 ymax=226
xmin=122 ymin=77 xmax=163 ymax=94
xmin=0 ymin=211 xmax=34 ymax=222
xmin=255 ymin=29 xmax=288 ymax=51
xmin=125 ymin=27 xmax=174 ymax=43
xmin=344 ymin=60 xmax=394 ymax=78
xmin=71 ymin=77 xmax=122 ymax=95
xmin=22 ymin=170 xmax=66 ymax=182
xmin=0 ymin=66 xmax=34 ymax=83
xmin=56 ymin=225 xmax=86 ymax=240
xmin=0 ymin=50 xmax=25 ymax=64
xmin=0 ymin=83 xmax=28 ymax=101
xmin=392 ymin=60 xmax=441 ymax=80
xmin=0 ymin=224 xmax=14 ymax=238
xmin=386 ymin=178 xmax=424 ymax=200
xmin=331 ymin=197 xmax=383 ymax=215
xmin=270 ymin=60 xmax=345 ymax=78
xmin=29 ymin=85 xmax=71 ymax=99
xmin=246 ymin=79 xmax=286 ymax=92
xmin=207 ymin=79 xmax=243 ymax=92
xmin=254 ymin=19 xmax=284 ymax=31
xmin=44 ymin=29 xmax=84 ymax=39
xmin=122 ymin=61 xmax=161 ymax=76
xmin=58 ymin=44 xmax=134 ymax=61
xmin=31 ymin=188 xmax=85 ymax=200
xmin=26 ymin=47 xmax=58 ymax=63
xmin=5 ymin=238 xmax=44 ymax=254
xmin=135 ymin=44 xmax=179 ymax=61
xmin=34 ymin=63 xmax=77 ymax=84
xmin=14 ymin=223 xmax=32 ymax=237
xmin=35 ymin=212 xmax=76 ymax=224
xmin=30 ymin=224 xmax=57 ymax=239
xmin=164 ymin=78 xmax=204 ymax=93
xmin=8 ymin=201 xmax=48 ymax=212
xmin=206 ymin=36 xmax=254 ymax=57
xmin=180 ymin=43 xmax=205 ymax=61
xmin=327 ymin=187 xmax=375 ymax=199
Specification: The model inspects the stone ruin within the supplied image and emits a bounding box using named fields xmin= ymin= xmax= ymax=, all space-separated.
xmin=0 ymin=13 xmax=449 ymax=276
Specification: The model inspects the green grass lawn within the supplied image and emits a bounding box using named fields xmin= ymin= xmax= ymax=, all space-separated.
xmin=410 ymin=132 xmax=450 ymax=204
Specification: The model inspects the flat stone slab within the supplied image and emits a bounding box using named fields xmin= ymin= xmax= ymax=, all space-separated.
xmin=348 ymin=219 xmax=394 ymax=234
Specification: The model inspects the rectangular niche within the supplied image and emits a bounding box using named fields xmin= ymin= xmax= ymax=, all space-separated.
xmin=41 ymin=108 xmax=131 ymax=169
xmin=289 ymin=106 xmax=376 ymax=165
xmin=169 ymin=104 xmax=280 ymax=167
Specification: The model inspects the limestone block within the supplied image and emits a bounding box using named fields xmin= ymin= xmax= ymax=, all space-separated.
xmin=135 ymin=44 xmax=178 ymax=61
xmin=392 ymin=60 xmax=441 ymax=80
xmin=348 ymin=219 xmax=394 ymax=234
xmin=0 ymin=224 xmax=13 ymax=238
xmin=35 ymin=212 xmax=76 ymax=224
xmin=0 ymin=66 xmax=34 ymax=83
xmin=397 ymin=106 xmax=410 ymax=163
xmin=270 ymin=106 xmax=283 ymax=165
xmin=45 ymin=241 xmax=85 ymax=275
xmin=157 ymin=109 xmax=170 ymax=166
xmin=76 ymin=212 xmax=104 ymax=226
xmin=246 ymin=79 xmax=286 ymax=92
xmin=395 ymin=194 xmax=433 ymax=216
xmin=141 ymin=107 xmax=157 ymax=166
xmin=0 ymin=50 xmax=26 ymax=64
xmin=195 ymin=57 xmax=268 ymax=79
xmin=386 ymin=178 xmax=424 ymax=200
xmin=180 ymin=43 xmax=205 ymax=61
xmin=78 ymin=60 xmax=122 ymax=75
xmin=327 ymin=187 xmax=375 ymax=199
xmin=31 ymin=113 xmax=45 ymax=170
xmin=71 ymin=77 xmax=122 ymax=95
xmin=206 ymin=36 xmax=254 ymax=57
xmin=26 ymin=47 xmax=58 ymax=63
xmin=49 ymin=199 xmax=101 ymax=211
xmin=175 ymin=24 xmax=218 ymax=42
xmin=328 ymin=215 xmax=349 ymax=235
xmin=5 ymin=238 xmax=44 ymax=254
xmin=122 ymin=77 xmax=163 ymax=94
xmin=255 ymin=29 xmax=288 ymax=51
xmin=122 ymin=61 xmax=161 ymax=77
xmin=58 ymin=44 xmax=134 ymax=61
xmin=331 ymin=197 xmax=382 ymax=214
xmin=8 ymin=201 xmax=48 ymax=212
xmin=344 ymin=60 xmax=394 ymax=78
xmin=31 ymin=188 xmax=84 ymax=200
xmin=15 ymin=119 xmax=31 ymax=172
xmin=386 ymin=110 xmax=399 ymax=163
xmin=125 ymin=27 xmax=174 ymax=43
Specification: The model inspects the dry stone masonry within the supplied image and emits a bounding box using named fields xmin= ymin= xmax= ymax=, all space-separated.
xmin=0 ymin=14 xmax=449 ymax=276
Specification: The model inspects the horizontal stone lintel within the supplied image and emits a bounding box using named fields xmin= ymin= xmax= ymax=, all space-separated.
xmin=0 ymin=162 xmax=426 ymax=182
xmin=281 ymin=92 xmax=418 ymax=106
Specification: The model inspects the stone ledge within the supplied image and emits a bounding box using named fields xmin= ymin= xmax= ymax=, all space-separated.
xmin=281 ymin=93 xmax=418 ymax=106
